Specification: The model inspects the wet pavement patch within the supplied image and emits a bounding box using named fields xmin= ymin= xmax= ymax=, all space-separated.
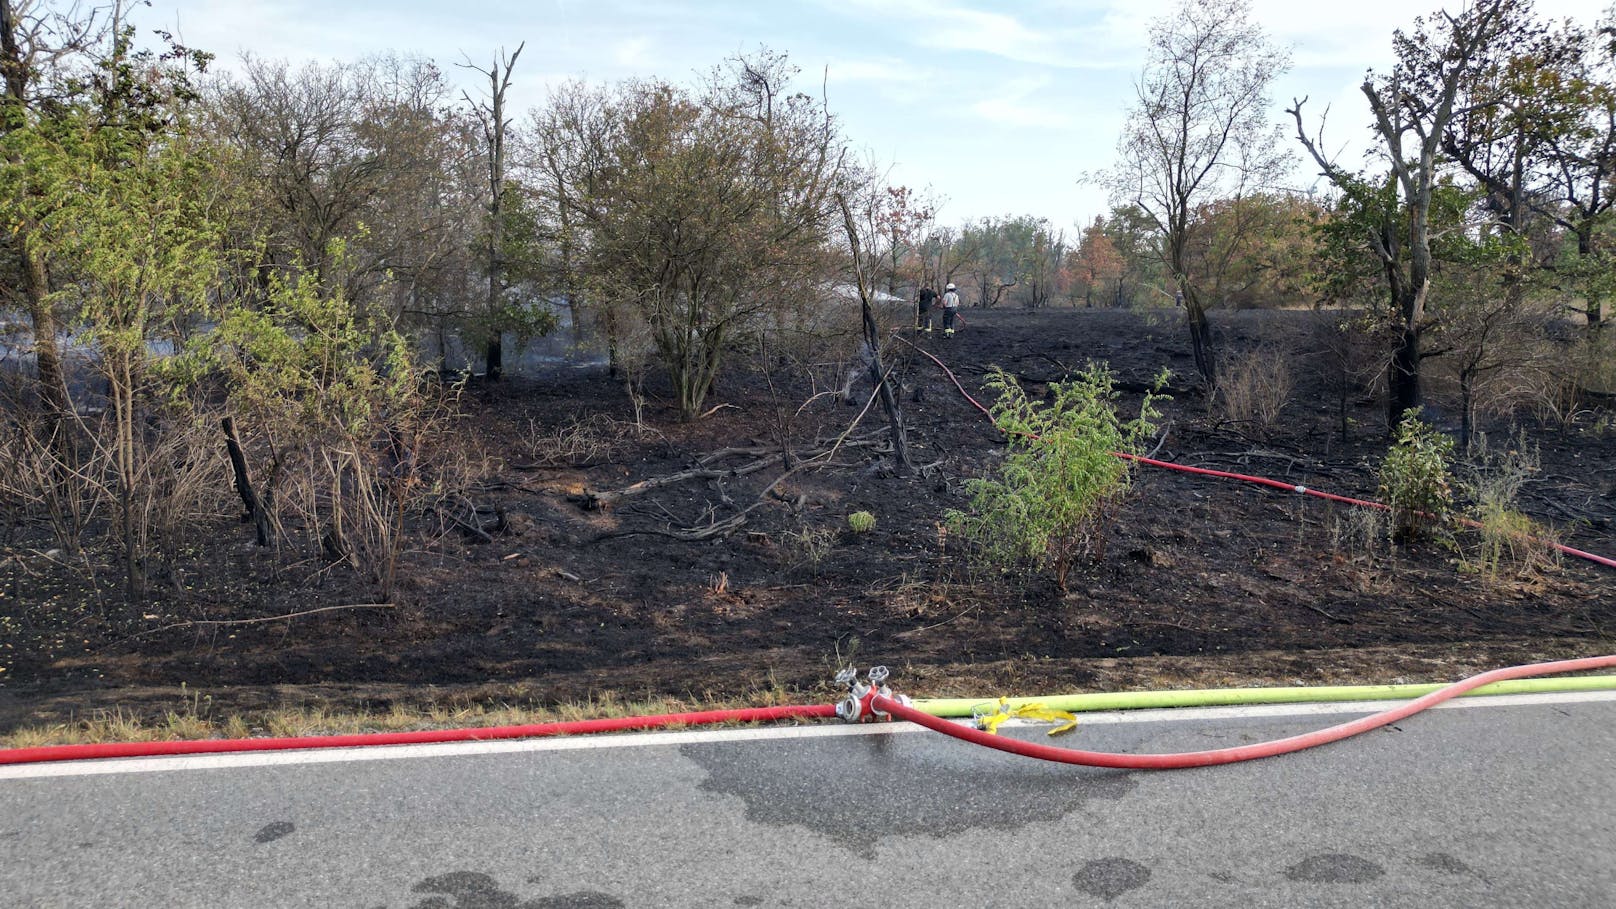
xmin=1073 ymin=858 xmax=1152 ymax=901
xmin=528 ymin=894 xmax=623 ymax=908
xmin=683 ymin=735 xmax=1135 ymax=848
xmin=1284 ymin=853 xmax=1385 ymax=884
xmin=252 ymin=821 xmax=294 ymax=844
xmin=408 ymin=871 xmax=514 ymax=909
xmin=406 ymin=872 xmax=622 ymax=909
xmin=1418 ymin=852 xmax=1475 ymax=876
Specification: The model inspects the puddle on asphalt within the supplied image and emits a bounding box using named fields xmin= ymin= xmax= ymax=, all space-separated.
xmin=681 ymin=733 xmax=1135 ymax=847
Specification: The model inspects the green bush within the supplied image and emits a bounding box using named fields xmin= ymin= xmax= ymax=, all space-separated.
xmin=847 ymin=511 xmax=876 ymax=533
xmin=1378 ymin=412 xmax=1455 ymax=542
xmin=946 ymin=364 xmax=1167 ymax=590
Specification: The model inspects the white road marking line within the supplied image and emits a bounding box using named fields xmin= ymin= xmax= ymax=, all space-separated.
xmin=3 ymin=688 xmax=1613 ymax=780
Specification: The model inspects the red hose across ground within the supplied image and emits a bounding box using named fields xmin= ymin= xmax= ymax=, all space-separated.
xmin=0 ymin=704 xmax=836 ymax=766
xmin=874 ymin=653 xmax=1616 ymax=769
xmin=897 ymin=336 xmax=1616 ymax=570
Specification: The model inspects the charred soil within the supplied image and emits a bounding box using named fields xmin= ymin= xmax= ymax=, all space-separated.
xmin=3 ymin=308 xmax=1614 ymax=730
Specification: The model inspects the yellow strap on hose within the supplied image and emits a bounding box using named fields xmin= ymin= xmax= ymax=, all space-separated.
xmin=973 ymin=697 xmax=1079 ymax=737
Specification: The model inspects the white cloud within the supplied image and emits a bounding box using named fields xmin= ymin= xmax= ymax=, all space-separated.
xmin=832 ymin=0 xmax=1125 ymax=69
xmin=968 ymin=75 xmax=1075 ymax=128
xmin=612 ymin=36 xmax=654 ymax=68
xmin=822 ymin=57 xmax=935 ymax=105
xmin=971 ymin=96 xmax=1076 ymax=128
xmin=825 ymin=58 xmax=925 ymax=85
xmin=131 ymin=0 xmax=1616 ymax=233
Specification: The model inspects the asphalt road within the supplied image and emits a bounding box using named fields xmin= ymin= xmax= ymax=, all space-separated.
xmin=2 ymin=691 xmax=1614 ymax=908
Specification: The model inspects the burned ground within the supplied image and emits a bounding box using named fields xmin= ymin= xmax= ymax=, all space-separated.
xmin=2 ymin=308 xmax=1613 ymax=729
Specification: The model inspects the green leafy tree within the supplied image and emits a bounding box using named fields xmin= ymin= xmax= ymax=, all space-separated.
xmin=1294 ymin=0 xmax=1525 ymax=430
xmin=3 ymin=20 xmax=221 ymax=599
xmin=1099 ymin=205 xmax=1171 ymax=307
xmin=207 ymin=54 xmax=476 ymax=321
xmin=1069 ymin=218 xmax=1125 ymax=307
xmin=0 ymin=0 xmax=106 ymax=430
xmin=1182 ymin=192 xmax=1324 ymax=310
xmin=202 ymin=245 xmax=434 ymax=598
xmin=537 ymin=50 xmax=844 ymax=418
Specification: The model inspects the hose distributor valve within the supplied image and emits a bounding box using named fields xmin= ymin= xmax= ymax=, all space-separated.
xmin=834 ymin=665 xmax=912 ymax=723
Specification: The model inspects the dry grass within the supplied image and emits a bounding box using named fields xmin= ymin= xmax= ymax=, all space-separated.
xmin=1459 ymin=435 xmax=1562 ymax=583
xmin=779 ymin=522 xmax=837 ymax=572
xmin=864 ymin=572 xmax=960 ymax=620
xmin=705 ymin=570 xmax=730 ymax=595
xmin=523 ymin=412 xmax=657 ymax=467
xmin=1215 ymin=345 xmax=1295 ymax=433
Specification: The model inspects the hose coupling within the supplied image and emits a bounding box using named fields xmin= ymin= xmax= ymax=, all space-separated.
xmin=834 ymin=665 xmax=911 ymax=723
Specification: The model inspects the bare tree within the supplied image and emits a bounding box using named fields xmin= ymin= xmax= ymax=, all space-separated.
xmin=838 ymin=183 xmax=911 ymax=471
xmin=523 ymin=80 xmax=607 ymax=349
xmin=919 ymin=223 xmax=979 ymax=293
xmin=1102 ymin=0 xmax=1291 ymax=387
xmin=208 ymin=54 xmax=473 ymax=315
xmin=461 ymin=42 xmax=524 ymax=380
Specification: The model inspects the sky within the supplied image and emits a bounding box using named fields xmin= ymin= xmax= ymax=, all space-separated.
xmin=132 ymin=0 xmax=1615 ymax=231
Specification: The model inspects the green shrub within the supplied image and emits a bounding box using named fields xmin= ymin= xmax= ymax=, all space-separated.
xmin=1378 ymin=412 xmax=1455 ymax=541
xmin=847 ymin=511 xmax=876 ymax=533
xmin=946 ymin=364 xmax=1167 ymax=590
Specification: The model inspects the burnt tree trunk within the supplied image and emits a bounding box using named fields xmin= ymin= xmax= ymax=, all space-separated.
xmin=222 ymin=416 xmax=272 ymax=546
xmin=861 ymin=296 xmax=911 ymax=472
xmin=1387 ymin=322 xmax=1422 ymax=430
xmin=1578 ymin=227 xmax=1604 ymax=331
xmin=1184 ymin=294 xmax=1217 ymax=389
xmin=2 ymin=4 xmax=72 ymax=454
xmin=838 ymin=193 xmax=911 ymax=472
xmin=485 ymin=334 xmax=503 ymax=381
xmin=465 ymin=43 xmax=524 ymax=382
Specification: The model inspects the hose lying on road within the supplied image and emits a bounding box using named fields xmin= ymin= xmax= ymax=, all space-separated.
xmin=874 ymin=654 xmax=1616 ymax=769
xmin=5 ymin=667 xmax=1616 ymax=767
xmin=914 ymin=672 xmax=1616 ymax=716
xmin=895 ymin=336 xmax=1616 ymax=570
xmin=0 ymin=704 xmax=836 ymax=767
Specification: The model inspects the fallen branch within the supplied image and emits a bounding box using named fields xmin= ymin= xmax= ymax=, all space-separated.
xmin=107 ymin=603 xmax=397 ymax=649
xmin=1421 ymin=589 xmax=1490 ymax=622
xmin=584 ymin=455 xmax=783 ymax=510
xmin=899 ymin=602 xmax=981 ymax=636
xmin=698 ymin=402 xmax=739 ymax=420
xmin=445 ymin=498 xmax=497 ymax=543
xmin=588 ymin=512 xmax=750 ymax=544
xmin=586 ymin=429 xmax=892 ymax=511
xmin=1145 ymin=421 xmax=1172 ymax=460
xmin=1297 ymin=601 xmax=1350 ymax=624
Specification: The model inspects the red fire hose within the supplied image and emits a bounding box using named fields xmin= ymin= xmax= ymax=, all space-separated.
xmin=0 ymin=704 xmax=836 ymax=766
xmin=870 ymin=653 xmax=1616 ymax=768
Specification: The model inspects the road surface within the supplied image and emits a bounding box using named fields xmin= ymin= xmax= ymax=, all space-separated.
xmin=2 ymin=691 xmax=1614 ymax=907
